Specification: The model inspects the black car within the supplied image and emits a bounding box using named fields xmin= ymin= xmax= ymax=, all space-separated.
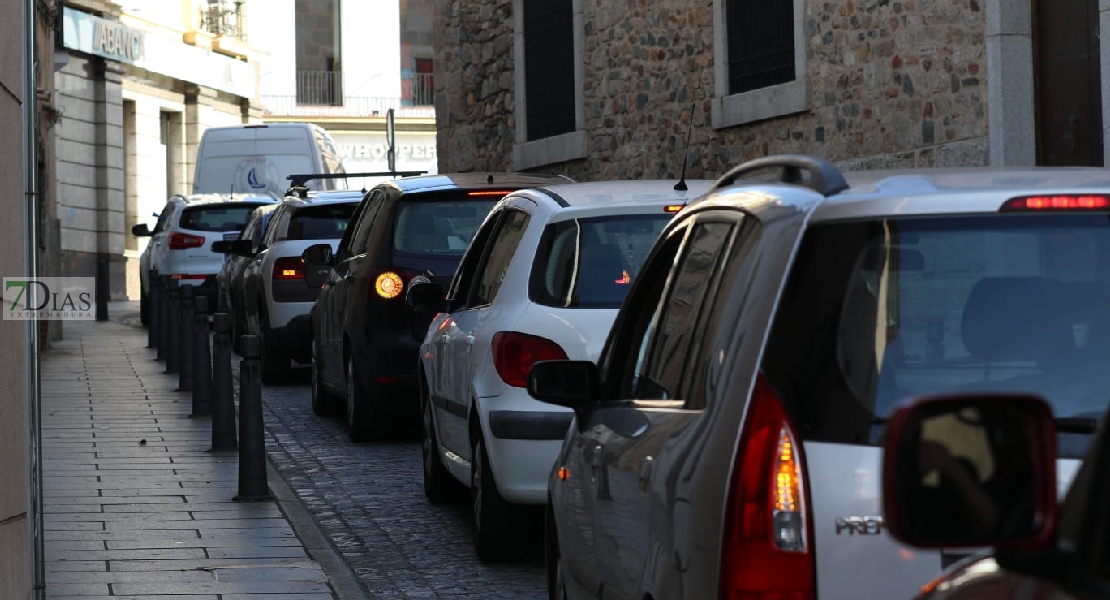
xmin=302 ymin=172 xmax=573 ymax=441
xmin=213 ymin=203 xmax=279 ymax=352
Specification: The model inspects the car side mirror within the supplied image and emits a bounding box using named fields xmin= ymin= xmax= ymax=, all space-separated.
xmin=405 ymin=281 xmax=445 ymax=313
xmin=226 ymin=239 xmax=255 ymax=257
xmin=301 ymin=243 xmax=335 ymax=288
xmin=527 ymin=360 xmax=600 ymax=410
xmin=882 ymin=392 xmax=1058 ymax=552
xmin=131 ymin=223 xmax=152 ymax=237
xmin=211 ymin=240 xmax=232 ymax=253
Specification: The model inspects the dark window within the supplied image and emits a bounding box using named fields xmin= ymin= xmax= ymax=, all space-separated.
xmin=762 ymin=213 xmax=1110 ymax=458
xmin=470 ymin=209 xmax=530 ymax=307
xmin=392 ymin=199 xmax=498 ymax=256
xmin=448 ymin=209 xmax=504 ymax=311
xmin=338 ymin=191 xmax=382 ymax=260
xmin=530 ymin=214 xmax=673 ymax=309
xmin=153 ymin=203 xmax=174 ymax=234
xmin=523 ymin=0 xmax=575 ymax=140
xmin=178 ymin=203 xmax=267 ymax=232
xmin=286 ymin=203 xmax=357 ymax=240
xmin=725 ymin=0 xmax=795 ymax=94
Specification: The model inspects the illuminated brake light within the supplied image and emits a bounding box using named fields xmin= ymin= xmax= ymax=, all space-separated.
xmin=664 ymin=204 xmax=683 ymax=213
xmin=1001 ymin=194 xmax=1110 ymax=211
xmin=615 ymin=270 xmax=631 ymax=284
xmin=467 ymin=190 xmax=514 ymax=197
xmin=375 ymin=271 xmax=404 ymax=299
xmin=272 ymin=257 xmax=305 ymax=280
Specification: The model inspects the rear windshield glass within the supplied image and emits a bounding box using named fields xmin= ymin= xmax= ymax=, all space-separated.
xmin=392 ymin=199 xmax=497 ymax=255
xmin=762 ymin=213 xmax=1110 ymax=458
xmin=286 ymin=203 xmax=357 ymax=240
xmin=530 ymin=214 xmax=673 ymax=309
xmin=178 ymin=204 xmax=266 ymax=232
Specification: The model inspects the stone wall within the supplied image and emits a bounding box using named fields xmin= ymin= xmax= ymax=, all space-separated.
xmin=433 ymin=0 xmax=989 ymax=179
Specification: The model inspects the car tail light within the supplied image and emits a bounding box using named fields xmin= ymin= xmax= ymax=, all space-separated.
xmin=720 ymin=372 xmax=815 ymax=600
xmin=1001 ymin=194 xmax=1110 ymax=211
xmin=273 ymin=257 xmax=305 ymax=280
xmin=371 ymin=268 xmax=425 ymax=300
xmin=467 ymin=190 xmax=514 ymax=197
xmin=168 ymin=232 xmax=205 ymax=249
xmin=490 ymin=331 xmax=568 ymax=388
xmin=170 ymin=274 xmax=209 ymax=280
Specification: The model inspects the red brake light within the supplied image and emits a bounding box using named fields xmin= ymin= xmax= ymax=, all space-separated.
xmin=168 ymin=232 xmax=205 ymax=249
xmin=371 ymin=268 xmax=425 ymax=300
xmin=664 ymin=204 xmax=683 ymax=213
xmin=1001 ymin=194 xmax=1110 ymax=211
xmin=272 ymin=257 xmax=305 ymax=280
xmin=720 ymin=372 xmax=814 ymax=600
xmin=490 ymin=331 xmax=568 ymax=388
xmin=467 ymin=190 xmax=514 ymax=197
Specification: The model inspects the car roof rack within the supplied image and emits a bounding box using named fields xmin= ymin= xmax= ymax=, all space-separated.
xmin=709 ymin=154 xmax=850 ymax=197
xmin=285 ymin=170 xmax=428 ymax=198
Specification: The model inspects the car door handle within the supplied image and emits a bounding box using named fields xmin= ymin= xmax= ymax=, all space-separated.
xmin=466 ymin=335 xmax=475 ymax=346
xmin=638 ymin=457 xmax=654 ymax=492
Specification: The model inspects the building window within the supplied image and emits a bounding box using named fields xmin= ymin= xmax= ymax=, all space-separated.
xmin=711 ymin=0 xmax=808 ymax=130
xmin=512 ymin=0 xmax=586 ymax=170
xmin=295 ymin=0 xmax=342 ymax=106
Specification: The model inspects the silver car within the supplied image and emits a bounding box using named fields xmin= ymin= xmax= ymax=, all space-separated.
xmin=528 ymin=155 xmax=1110 ymax=600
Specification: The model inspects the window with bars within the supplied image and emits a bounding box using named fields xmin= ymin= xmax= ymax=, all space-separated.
xmin=523 ymin=0 xmax=575 ymax=141
xmin=725 ymin=0 xmax=796 ymax=94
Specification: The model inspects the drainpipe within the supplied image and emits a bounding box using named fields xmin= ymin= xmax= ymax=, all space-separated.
xmin=23 ymin=0 xmax=45 ymax=597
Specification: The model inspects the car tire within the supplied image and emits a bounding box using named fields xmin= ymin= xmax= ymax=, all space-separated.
xmin=471 ymin=432 xmax=520 ymax=561
xmin=311 ymin=338 xmax=339 ymax=416
xmin=345 ymin=354 xmax=381 ymax=442
xmin=421 ymin=380 xmax=464 ymax=504
xmin=139 ymin=285 xmax=148 ymax=326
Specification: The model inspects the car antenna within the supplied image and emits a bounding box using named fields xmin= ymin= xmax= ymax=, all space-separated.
xmin=674 ymin=103 xmax=694 ymax=191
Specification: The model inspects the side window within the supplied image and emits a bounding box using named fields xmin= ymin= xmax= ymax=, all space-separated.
xmin=448 ymin=209 xmax=504 ymax=311
xmin=239 ymin=216 xmax=258 ymax=242
xmin=261 ymin=208 xmax=289 ymax=247
xmin=598 ymin=221 xmax=690 ymax=400
xmin=344 ymin=192 xmax=384 ymax=258
xmin=634 ymin=220 xmax=734 ymax=401
xmin=152 ymin=203 xmax=174 ymax=234
xmin=469 ymin=209 xmax=530 ymax=307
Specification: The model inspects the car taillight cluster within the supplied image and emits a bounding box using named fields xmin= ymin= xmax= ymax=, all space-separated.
xmin=371 ymin=268 xmax=425 ymax=300
xmin=168 ymin=232 xmax=205 ymax=249
xmin=272 ymin=257 xmax=306 ymax=280
xmin=490 ymin=331 xmax=568 ymax=388
xmin=720 ymin=372 xmax=814 ymax=600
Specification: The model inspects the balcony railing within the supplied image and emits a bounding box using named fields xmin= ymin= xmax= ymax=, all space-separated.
xmin=402 ymin=72 xmax=434 ymax=107
xmin=200 ymin=1 xmax=247 ymax=41
xmin=297 ymin=71 xmax=344 ymax=106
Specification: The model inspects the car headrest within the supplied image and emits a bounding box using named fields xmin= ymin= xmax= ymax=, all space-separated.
xmin=960 ymin=276 xmax=1071 ymax=363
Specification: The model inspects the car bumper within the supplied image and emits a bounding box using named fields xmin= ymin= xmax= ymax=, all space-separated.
xmin=480 ymin=393 xmax=574 ymax=505
xmin=267 ymin=314 xmax=313 ymax=361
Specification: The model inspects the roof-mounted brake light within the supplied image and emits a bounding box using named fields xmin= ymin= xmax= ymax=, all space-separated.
xmin=467 ymin=190 xmax=514 ymax=197
xmin=1001 ymin=195 xmax=1110 ymax=211
xmin=664 ymin=204 xmax=683 ymax=213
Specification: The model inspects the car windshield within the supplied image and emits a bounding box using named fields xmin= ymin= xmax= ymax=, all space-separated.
xmin=178 ymin=204 xmax=267 ymax=232
xmin=530 ymin=214 xmax=673 ymax=309
xmin=762 ymin=213 xmax=1110 ymax=459
xmin=392 ymin=199 xmax=497 ymax=255
xmin=286 ymin=203 xmax=357 ymax=240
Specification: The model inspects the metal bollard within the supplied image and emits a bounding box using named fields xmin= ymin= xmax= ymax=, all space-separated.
xmin=234 ymin=335 xmax=272 ymax=501
xmin=210 ymin=313 xmax=237 ymax=452
xmin=178 ymin=285 xmax=195 ymax=392
xmin=191 ymin=296 xmax=213 ymax=417
xmin=147 ymin=269 xmax=159 ymax=348
xmin=165 ymin=280 xmax=181 ymax=374
xmin=155 ymin=276 xmax=168 ymax=361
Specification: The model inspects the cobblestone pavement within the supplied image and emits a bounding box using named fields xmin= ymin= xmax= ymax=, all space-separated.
xmin=257 ymin=369 xmax=547 ymax=600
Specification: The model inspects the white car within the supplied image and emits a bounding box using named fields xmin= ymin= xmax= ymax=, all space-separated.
xmin=132 ymin=193 xmax=279 ymax=324
xmin=407 ymin=179 xmax=713 ymax=560
xmin=236 ymin=189 xmax=362 ymax=383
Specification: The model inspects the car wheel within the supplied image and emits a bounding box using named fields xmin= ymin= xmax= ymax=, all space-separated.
xmin=345 ymin=354 xmax=381 ymax=442
xmin=311 ymin=338 xmax=339 ymax=416
xmin=471 ymin=432 xmax=519 ymax=561
xmin=259 ymin=310 xmax=290 ymax=385
xmin=421 ymin=381 xmax=464 ymax=504
xmin=139 ymin=285 xmax=149 ymax=326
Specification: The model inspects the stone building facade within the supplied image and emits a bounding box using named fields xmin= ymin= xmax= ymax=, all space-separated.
xmin=433 ymin=0 xmax=1110 ymax=179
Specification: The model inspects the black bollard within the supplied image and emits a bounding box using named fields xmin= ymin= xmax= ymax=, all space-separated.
xmin=165 ymin=280 xmax=181 ymax=374
xmin=191 ymin=295 xmax=213 ymax=417
xmin=234 ymin=335 xmax=272 ymax=501
xmin=178 ymin=285 xmax=195 ymax=392
xmin=210 ymin=313 xmax=237 ymax=452
xmin=155 ymin=276 xmax=168 ymax=361
xmin=147 ymin=270 xmax=158 ymax=348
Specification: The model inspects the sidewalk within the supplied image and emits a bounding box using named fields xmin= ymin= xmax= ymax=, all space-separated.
xmin=39 ymin=300 xmax=367 ymax=600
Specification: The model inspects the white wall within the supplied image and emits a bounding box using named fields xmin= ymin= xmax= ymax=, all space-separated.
xmin=341 ymin=0 xmax=401 ymax=98
xmin=249 ymin=0 xmax=297 ymax=97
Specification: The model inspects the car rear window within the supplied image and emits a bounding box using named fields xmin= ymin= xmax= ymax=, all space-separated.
xmin=178 ymin=204 xmax=267 ymax=232
xmin=761 ymin=213 xmax=1110 ymax=458
xmin=392 ymin=199 xmax=497 ymax=255
xmin=286 ymin=203 xmax=357 ymax=240
xmin=530 ymin=214 xmax=672 ymax=309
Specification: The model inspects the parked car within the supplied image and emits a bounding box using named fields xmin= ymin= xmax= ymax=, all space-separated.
xmin=527 ymin=155 xmax=1110 ymax=600
xmin=234 ymin=189 xmax=362 ymax=382
xmin=879 ymin=391 xmax=1105 ymax=600
xmin=133 ymin=193 xmax=279 ymax=324
xmin=301 ymin=172 xmax=574 ymax=441
xmin=212 ymin=203 xmax=279 ymax=352
xmin=406 ymin=179 xmax=712 ymax=560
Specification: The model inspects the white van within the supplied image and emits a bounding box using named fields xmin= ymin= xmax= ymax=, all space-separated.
xmin=192 ymin=123 xmax=346 ymax=196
